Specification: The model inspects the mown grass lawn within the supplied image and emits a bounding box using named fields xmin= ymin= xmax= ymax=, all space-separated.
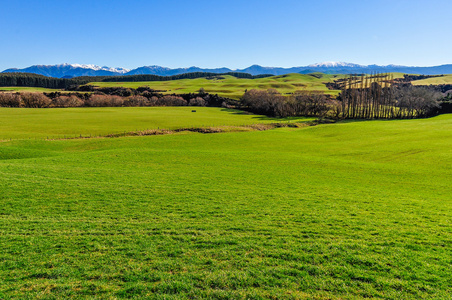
xmin=0 ymin=113 xmax=451 ymax=299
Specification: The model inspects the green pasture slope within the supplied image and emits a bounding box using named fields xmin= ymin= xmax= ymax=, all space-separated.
xmin=412 ymin=74 xmax=452 ymax=86
xmin=0 ymin=87 xmax=61 ymax=93
xmin=0 ymin=107 xmax=310 ymax=140
xmin=0 ymin=111 xmax=451 ymax=299
xmin=88 ymin=73 xmax=343 ymax=99
xmin=87 ymin=73 xmax=408 ymax=99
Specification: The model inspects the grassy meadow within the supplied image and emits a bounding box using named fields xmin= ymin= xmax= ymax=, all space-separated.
xmin=412 ymin=74 xmax=452 ymax=86
xmin=0 ymin=87 xmax=61 ymax=93
xmin=88 ymin=73 xmax=344 ymax=99
xmin=87 ymin=73 xmax=408 ymax=99
xmin=0 ymin=107 xmax=451 ymax=299
xmin=0 ymin=107 xmax=311 ymax=140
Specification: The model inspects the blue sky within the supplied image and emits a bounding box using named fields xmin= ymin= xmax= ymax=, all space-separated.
xmin=1 ymin=0 xmax=451 ymax=71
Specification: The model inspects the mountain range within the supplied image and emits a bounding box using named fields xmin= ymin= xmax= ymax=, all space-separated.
xmin=3 ymin=62 xmax=452 ymax=78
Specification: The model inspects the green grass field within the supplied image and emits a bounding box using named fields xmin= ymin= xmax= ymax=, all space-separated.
xmin=0 ymin=87 xmax=61 ymax=93
xmin=0 ymin=107 xmax=451 ymax=299
xmin=0 ymin=107 xmax=311 ymax=140
xmin=88 ymin=73 xmax=344 ymax=99
xmin=412 ymin=74 xmax=452 ymax=86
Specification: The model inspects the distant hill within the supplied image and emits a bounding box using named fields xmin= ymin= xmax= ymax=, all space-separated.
xmin=3 ymin=62 xmax=452 ymax=78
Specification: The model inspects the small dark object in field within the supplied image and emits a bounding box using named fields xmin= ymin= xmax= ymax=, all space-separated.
xmin=192 ymin=110 xmax=196 ymax=112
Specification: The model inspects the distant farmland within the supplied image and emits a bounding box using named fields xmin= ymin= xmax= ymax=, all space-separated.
xmin=0 ymin=72 xmax=443 ymax=100
xmin=87 ymin=73 xmax=344 ymax=99
xmin=412 ymin=74 xmax=452 ymax=86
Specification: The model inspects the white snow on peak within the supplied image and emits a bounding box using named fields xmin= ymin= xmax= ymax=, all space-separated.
xmin=385 ymin=64 xmax=405 ymax=67
xmin=308 ymin=62 xmax=365 ymax=68
xmin=142 ymin=65 xmax=171 ymax=70
xmin=57 ymin=63 xmax=130 ymax=73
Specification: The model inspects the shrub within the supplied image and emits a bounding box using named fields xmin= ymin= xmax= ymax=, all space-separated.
xmin=0 ymin=93 xmax=22 ymax=107
xmin=52 ymin=95 xmax=84 ymax=107
xmin=148 ymin=96 xmax=159 ymax=106
xmin=86 ymin=95 xmax=124 ymax=107
xmin=110 ymin=95 xmax=124 ymax=107
xmin=189 ymin=97 xmax=206 ymax=106
xmin=158 ymin=95 xmax=187 ymax=106
xmin=20 ymin=93 xmax=51 ymax=108
xmin=124 ymin=95 xmax=148 ymax=107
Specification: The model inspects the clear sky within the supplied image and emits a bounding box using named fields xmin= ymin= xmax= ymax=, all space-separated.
xmin=1 ymin=0 xmax=451 ymax=71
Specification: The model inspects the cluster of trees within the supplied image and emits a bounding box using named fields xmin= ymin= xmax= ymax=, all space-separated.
xmin=241 ymin=89 xmax=332 ymax=117
xmin=0 ymin=73 xmax=88 ymax=89
xmin=0 ymin=93 xmax=53 ymax=108
xmin=393 ymin=86 xmax=442 ymax=118
xmin=0 ymin=93 xmax=87 ymax=108
xmin=0 ymin=91 xmax=223 ymax=108
xmin=241 ymin=74 xmax=442 ymax=119
xmin=340 ymin=74 xmax=442 ymax=119
xmin=0 ymin=72 xmax=445 ymax=119
xmin=397 ymin=74 xmax=443 ymax=82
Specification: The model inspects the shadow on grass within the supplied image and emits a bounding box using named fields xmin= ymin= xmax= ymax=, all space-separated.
xmin=219 ymin=108 xmax=314 ymax=122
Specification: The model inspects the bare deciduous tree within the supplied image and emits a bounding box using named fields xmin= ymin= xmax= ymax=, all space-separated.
xmin=0 ymin=93 xmax=22 ymax=107
xmin=20 ymin=93 xmax=51 ymax=108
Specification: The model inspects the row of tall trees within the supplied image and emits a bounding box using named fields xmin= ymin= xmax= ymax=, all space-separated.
xmin=340 ymin=74 xmax=395 ymax=119
xmin=340 ymin=74 xmax=441 ymax=119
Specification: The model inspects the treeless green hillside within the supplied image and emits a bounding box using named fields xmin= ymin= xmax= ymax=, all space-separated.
xmin=412 ymin=74 xmax=452 ymax=86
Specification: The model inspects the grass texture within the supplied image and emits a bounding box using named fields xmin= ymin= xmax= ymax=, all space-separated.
xmin=0 ymin=107 xmax=311 ymax=140
xmin=0 ymin=87 xmax=61 ymax=93
xmin=412 ymin=74 xmax=452 ymax=86
xmin=0 ymin=111 xmax=451 ymax=299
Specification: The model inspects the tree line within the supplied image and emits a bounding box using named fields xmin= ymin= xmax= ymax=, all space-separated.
xmin=0 ymin=73 xmax=88 ymax=89
xmin=339 ymin=74 xmax=442 ymax=118
xmin=241 ymin=74 xmax=444 ymax=119
xmin=0 ymin=87 xmax=232 ymax=108
xmin=0 ymin=72 xmax=447 ymax=119
xmin=0 ymin=72 xmax=272 ymax=90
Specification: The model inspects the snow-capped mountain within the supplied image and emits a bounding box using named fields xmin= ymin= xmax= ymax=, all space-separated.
xmin=60 ymin=63 xmax=130 ymax=74
xmin=308 ymin=62 xmax=364 ymax=68
xmin=2 ymin=62 xmax=452 ymax=78
xmin=2 ymin=64 xmax=130 ymax=78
